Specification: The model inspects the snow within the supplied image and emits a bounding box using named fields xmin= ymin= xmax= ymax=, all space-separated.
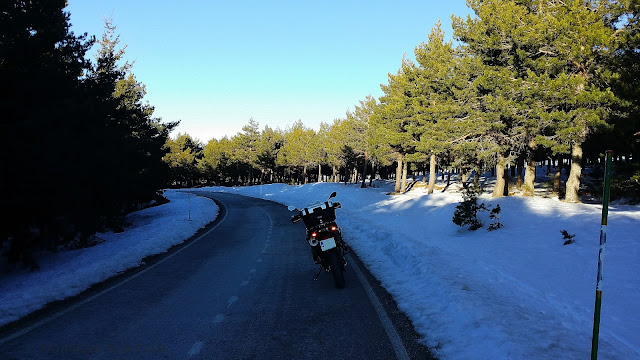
xmin=1 ymin=178 xmax=639 ymax=359
xmin=0 ymin=190 xmax=217 ymax=327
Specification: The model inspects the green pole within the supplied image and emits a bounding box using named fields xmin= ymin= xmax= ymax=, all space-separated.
xmin=591 ymin=150 xmax=613 ymax=360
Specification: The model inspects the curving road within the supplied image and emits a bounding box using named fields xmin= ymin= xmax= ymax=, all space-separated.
xmin=0 ymin=192 xmax=434 ymax=359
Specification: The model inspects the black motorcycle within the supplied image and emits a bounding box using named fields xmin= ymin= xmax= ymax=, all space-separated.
xmin=289 ymin=192 xmax=348 ymax=288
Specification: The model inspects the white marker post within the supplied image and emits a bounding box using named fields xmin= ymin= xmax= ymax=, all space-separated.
xmin=591 ymin=150 xmax=613 ymax=360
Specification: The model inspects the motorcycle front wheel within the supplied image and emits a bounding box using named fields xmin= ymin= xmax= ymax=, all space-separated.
xmin=326 ymin=249 xmax=346 ymax=289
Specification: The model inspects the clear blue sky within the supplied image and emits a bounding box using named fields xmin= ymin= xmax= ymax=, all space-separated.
xmin=66 ymin=1 xmax=471 ymax=142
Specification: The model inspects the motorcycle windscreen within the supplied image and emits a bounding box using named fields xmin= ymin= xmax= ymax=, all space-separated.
xmin=319 ymin=237 xmax=336 ymax=251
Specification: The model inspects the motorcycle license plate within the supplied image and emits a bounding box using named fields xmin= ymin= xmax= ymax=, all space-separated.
xmin=319 ymin=238 xmax=336 ymax=251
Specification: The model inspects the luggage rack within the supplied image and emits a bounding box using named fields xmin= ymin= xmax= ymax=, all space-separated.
xmin=300 ymin=202 xmax=337 ymax=229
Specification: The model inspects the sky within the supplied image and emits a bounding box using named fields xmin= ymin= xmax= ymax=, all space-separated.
xmin=65 ymin=1 xmax=472 ymax=143
xmin=2 ymin=174 xmax=639 ymax=358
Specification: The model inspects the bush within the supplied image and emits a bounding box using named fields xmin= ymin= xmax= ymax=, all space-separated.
xmin=487 ymin=205 xmax=503 ymax=231
xmin=452 ymin=180 xmax=486 ymax=231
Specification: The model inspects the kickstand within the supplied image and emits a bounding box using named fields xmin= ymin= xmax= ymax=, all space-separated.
xmin=313 ymin=265 xmax=323 ymax=281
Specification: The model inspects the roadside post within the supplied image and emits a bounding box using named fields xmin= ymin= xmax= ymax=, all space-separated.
xmin=188 ymin=190 xmax=191 ymax=221
xmin=591 ymin=150 xmax=613 ymax=360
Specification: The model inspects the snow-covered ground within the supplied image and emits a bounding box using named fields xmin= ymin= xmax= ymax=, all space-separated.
xmin=0 ymin=190 xmax=217 ymax=328
xmin=1 ymin=177 xmax=639 ymax=359
xmin=196 ymin=179 xmax=640 ymax=360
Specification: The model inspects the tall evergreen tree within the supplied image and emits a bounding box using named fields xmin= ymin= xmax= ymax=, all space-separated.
xmin=372 ymin=56 xmax=420 ymax=193
xmin=88 ymin=20 xmax=177 ymax=214
xmin=255 ymin=125 xmax=284 ymax=183
xmin=353 ymin=95 xmax=378 ymax=187
xmin=1 ymin=0 xmax=94 ymax=260
xmin=278 ymin=120 xmax=316 ymax=184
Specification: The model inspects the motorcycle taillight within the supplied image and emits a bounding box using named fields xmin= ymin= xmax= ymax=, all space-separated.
xmin=311 ymin=232 xmax=317 ymax=237
xmin=331 ymin=226 xmax=337 ymax=231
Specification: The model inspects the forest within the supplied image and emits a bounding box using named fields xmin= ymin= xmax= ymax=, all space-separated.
xmin=1 ymin=0 xmax=639 ymax=266
xmin=164 ymin=0 xmax=639 ymax=202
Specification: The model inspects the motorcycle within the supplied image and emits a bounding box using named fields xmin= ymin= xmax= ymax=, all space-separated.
xmin=288 ymin=192 xmax=348 ymax=288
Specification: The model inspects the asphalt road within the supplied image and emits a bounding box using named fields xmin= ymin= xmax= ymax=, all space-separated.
xmin=0 ymin=192 xmax=434 ymax=360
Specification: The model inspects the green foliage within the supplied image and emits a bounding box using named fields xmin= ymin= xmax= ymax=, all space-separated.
xmin=278 ymin=120 xmax=316 ymax=169
xmin=5 ymin=0 xmax=637 ymax=269
xmin=166 ymin=1 xmax=638 ymax=197
xmin=163 ymin=133 xmax=203 ymax=185
xmin=487 ymin=204 xmax=503 ymax=231
xmin=0 ymin=3 xmax=175 ymax=265
xmin=452 ymin=181 xmax=486 ymax=231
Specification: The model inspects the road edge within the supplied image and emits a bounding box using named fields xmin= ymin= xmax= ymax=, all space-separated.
xmin=0 ymin=194 xmax=227 ymax=345
xmin=347 ymin=248 xmax=437 ymax=360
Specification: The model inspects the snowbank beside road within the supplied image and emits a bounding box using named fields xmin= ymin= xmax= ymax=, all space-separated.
xmin=203 ymin=181 xmax=640 ymax=360
xmin=1 ymin=180 xmax=638 ymax=360
xmin=0 ymin=190 xmax=218 ymax=327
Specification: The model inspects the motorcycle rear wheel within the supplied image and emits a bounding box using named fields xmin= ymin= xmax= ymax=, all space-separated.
xmin=326 ymin=250 xmax=346 ymax=288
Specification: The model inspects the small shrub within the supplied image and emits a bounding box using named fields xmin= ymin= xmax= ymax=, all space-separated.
xmin=452 ymin=180 xmax=486 ymax=231
xmin=561 ymin=230 xmax=576 ymax=245
xmin=487 ymin=204 xmax=503 ymax=231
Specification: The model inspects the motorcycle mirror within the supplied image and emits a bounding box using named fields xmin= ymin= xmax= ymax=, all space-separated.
xmin=328 ymin=191 xmax=337 ymax=200
xmin=287 ymin=205 xmax=297 ymax=211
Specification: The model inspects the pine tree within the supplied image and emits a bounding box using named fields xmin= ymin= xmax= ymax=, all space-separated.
xmin=163 ymin=133 xmax=202 ymax=186
xmin=411 ymin=22 xmax=485 ymax=194
xmin=88 ymin=19 xmax=177 ymax=215
xmin=0 ymin=0 xmax=94 ymax=260
xmin=255 ymin=125 xmax=284 ymax=183
xmin=372 ymin=57 xmax=420 ymax=193
xmin=278 ymin=120 xmax=316 ymax=184
xmin=353 ymin=95 xmax=378 ymax=187
xmin=452 ymin=179 xmax=486 ymax=230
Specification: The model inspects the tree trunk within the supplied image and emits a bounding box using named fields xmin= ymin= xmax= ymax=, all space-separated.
xmin=361 ymin=151 xmax=369 ymax=188
xmin=565 ymin=143 xmax=583 ymax=203
xmin=461 ymin=166 xmax=468 ymax=188
xmin=493 ymin=152 xmax=507 ymax=197
xmin=503 ymin=169 xmax=509 ymax=196
xmin=318 ymin=164 xmax=321 ymax=183
xmin=303 ymin=165 xmax=308 ymax=184
xmin=446 ymin=168 xmax=451 ymax=187
xmin=401 ymin=160 xmax=408 ymax=193
xmin=554 ymin=167 xmax=562 ymax=197
xmin=428 ymin=153 xmax=436 ymax=194
xmin=394 ymin=155 xmax=403 ymax=193
xmin=523 ymin=153 xmax=536 ymax=197
xmin=553 ymin=154 xmax=562 ymax=196
xmin=516 ymin=154 xmax=524 ymax=190
xmin=369 ymin=160 xmax=375 ymax=187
